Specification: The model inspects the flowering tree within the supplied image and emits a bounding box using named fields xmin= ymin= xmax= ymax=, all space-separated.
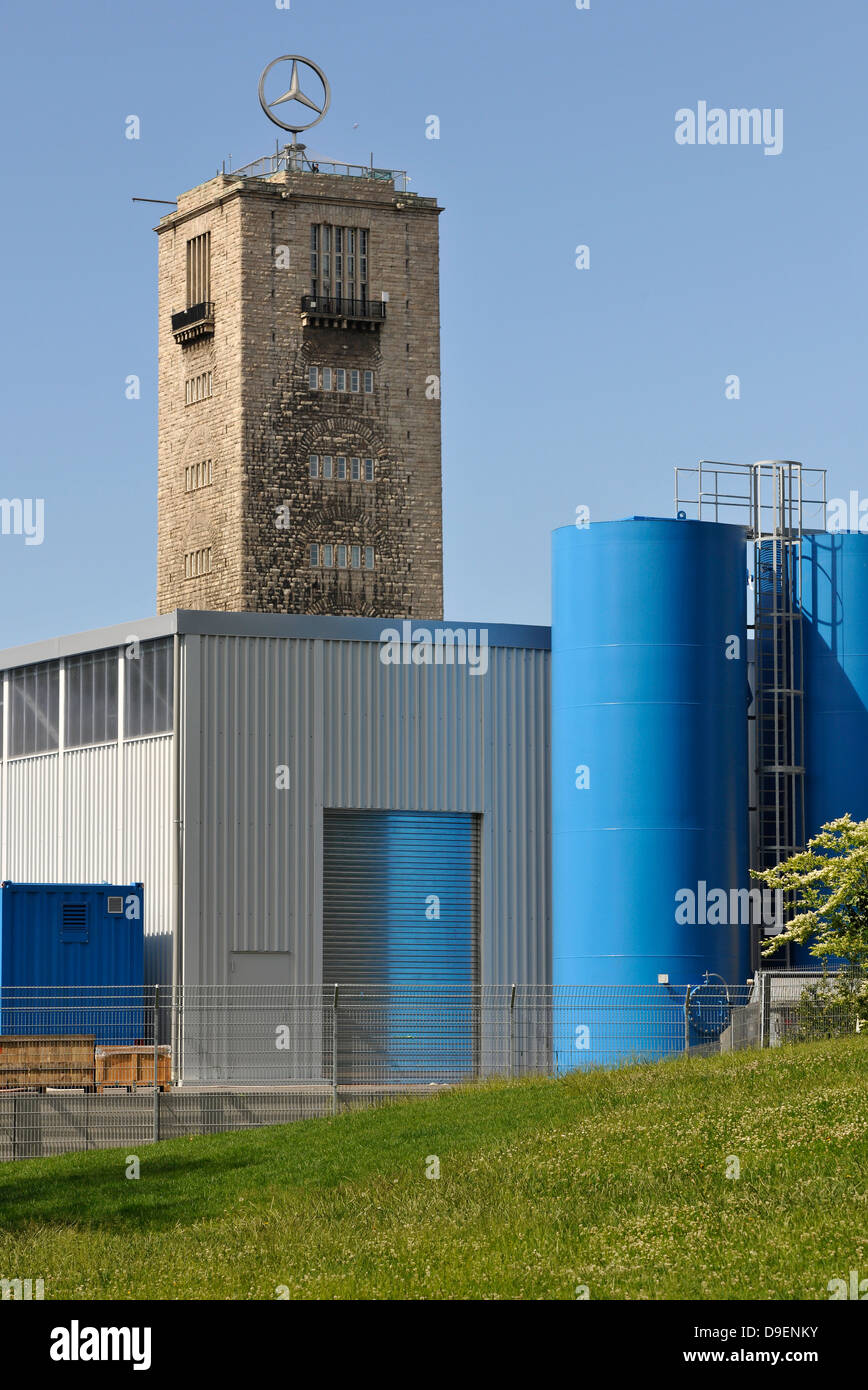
xmin=752 ymin=815 xmax=868 ymax=964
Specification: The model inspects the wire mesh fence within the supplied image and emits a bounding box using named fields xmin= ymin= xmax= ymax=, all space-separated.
xmin=0 ymin=973 xmax=863 ymax=1160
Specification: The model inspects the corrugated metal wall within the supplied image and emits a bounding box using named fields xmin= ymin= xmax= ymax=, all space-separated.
xmin=183 ymin=634 xmax=550 ymax=987
xmin=0 ymin=738 xmax=174 ymax=983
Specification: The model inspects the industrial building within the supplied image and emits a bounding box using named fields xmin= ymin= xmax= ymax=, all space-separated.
xmin=0 ymin=613 xmax=550 ymax=994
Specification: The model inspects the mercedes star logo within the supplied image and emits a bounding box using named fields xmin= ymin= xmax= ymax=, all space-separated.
xmin=258 ymin=56 xmax=331 ymax=136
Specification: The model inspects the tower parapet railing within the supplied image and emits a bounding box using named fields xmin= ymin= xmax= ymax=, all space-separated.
xmin=224 ymin=144 xmax=412 ymax=193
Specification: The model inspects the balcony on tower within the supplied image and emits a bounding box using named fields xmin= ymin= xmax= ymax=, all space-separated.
xmin=300 ymin=294 xmax=386 ymax=331
xmin=171 ymin=301 xmax=215 ymax=345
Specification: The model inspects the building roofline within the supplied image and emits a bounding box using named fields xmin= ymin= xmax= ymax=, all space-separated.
xmin=0 ymin=614 xmax=178 ymax=673
xmin=174 ymin=611 xmax=550 ymax=648
xmin=0 ymin=611 xmax=550 ymax=671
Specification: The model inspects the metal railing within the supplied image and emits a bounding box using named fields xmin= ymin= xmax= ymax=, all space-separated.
xmin=0 ymin=976 xmax=862 ymax=1160
xmin=171 ymin=301 xmax=214 ymax=333
xmin=227 ymin=148 xmax=411 ymax=192
xmin=300 ymin=294 xmax=386 ymax=322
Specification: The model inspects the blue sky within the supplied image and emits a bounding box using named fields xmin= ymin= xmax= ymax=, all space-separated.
xmin=0 ymin=0 xmax=864 ymax=644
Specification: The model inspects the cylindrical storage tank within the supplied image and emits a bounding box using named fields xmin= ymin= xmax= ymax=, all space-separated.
xmin=551 ymin=518 xmax=749 ymax=1062
xmin=794 ymin=530 xmax=868 ymax=966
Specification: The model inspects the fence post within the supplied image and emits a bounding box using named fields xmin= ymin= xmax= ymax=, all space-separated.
xmin=331 ymin=985 xmax=339 ymax=1116
xmin=153 ymin=985 xmax=160 ymax=1144
xmin=683 ymin=986 xmax=692 ymax=1055
xmin=508 ymin=984 xmax=516 ymax=1080
xmin=759 ymin=971 xmax=770 ymax=1048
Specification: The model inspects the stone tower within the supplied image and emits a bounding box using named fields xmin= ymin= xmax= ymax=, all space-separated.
xmin=156 ymin=145 xmax=443 ymax=618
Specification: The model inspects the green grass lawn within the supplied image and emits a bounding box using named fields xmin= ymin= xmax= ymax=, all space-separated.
xmin=0 ymin=1037 xmax=865 ymax=1300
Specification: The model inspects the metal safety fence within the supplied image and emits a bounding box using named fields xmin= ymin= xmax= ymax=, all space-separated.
xmin=0 ymin=974 xmax=863 ymax=1160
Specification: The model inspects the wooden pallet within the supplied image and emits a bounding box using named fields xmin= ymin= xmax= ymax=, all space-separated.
xmin=95 ymin=1045 xmax=171 ymax=1093
xmin=0 ymin=1035 xmax=96 ymax=1092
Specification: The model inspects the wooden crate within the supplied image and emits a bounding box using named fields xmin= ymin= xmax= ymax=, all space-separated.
xmin=95 ymin=1046 xmax=171 ymax=1093
xmin=0 ymin=1035 xmax=95 ymax=1092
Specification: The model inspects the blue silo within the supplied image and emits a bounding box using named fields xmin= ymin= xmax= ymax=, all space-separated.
xmin=551 ymin=518 xmax=750 ymax=1061
xmin=792 ymin=530 xmax=868 ymax=966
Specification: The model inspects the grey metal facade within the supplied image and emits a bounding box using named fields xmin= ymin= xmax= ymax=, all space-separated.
xmin=0 ymin=613 xmax=552 ymax=990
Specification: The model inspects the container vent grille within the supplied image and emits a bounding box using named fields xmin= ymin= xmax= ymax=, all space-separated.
xmin=62 ymin=904 xmax=87 ymax=927
xmin=106 ymin=896 xmax=123 ymax=915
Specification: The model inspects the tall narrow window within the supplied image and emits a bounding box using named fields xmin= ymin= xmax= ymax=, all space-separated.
xmin=350 ymin=457 xmax=360 ymax=481
xmin=309 ymin=455 xmax=319 ymax=478
xmin=322 ymin=456 xmax=333 ymax=480
xmin=323 ymin=544 xmax=334 ymax=568
xmin=337 ymin=544 xmax=347 ymax=568
xmin=364 ymin=546 xmax=374 ymax=570
xmin=322 ymin=367 xmax=332 ymax=391
xmin=364 ymin=371 xmax=374 ymax=394
xmin=364 ymin=458 xmax=374 ymax=482
xmin=308 ymin=366 xmax=318 ymax=390
xmin=65 ymin=651 xmax=118 ymax=749
xmin=8 ymin=661 xmax=60 ymax=757
xmin=336 ymin=457 xmax=347 ymax=480
xmin=351 ymin=545 xmax=361 ymax=569
xmin=311 ymin=225 xmax=369 ymax=301
xmin=335 ymin=368 xmax=346 ymax=391
xmin=350 ymin=370 xmax=360 ymax=393
xmin=125 ymin=638 xmax=173 ymax=739
xmin=186 ymin=231 xmax=211 ymax=307
xmin=309 ymin=543 xmax=319 ymax=567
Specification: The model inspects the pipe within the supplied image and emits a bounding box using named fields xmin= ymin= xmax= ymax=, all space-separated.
xmin=170 ymin=630 xmax=183 ymax=1083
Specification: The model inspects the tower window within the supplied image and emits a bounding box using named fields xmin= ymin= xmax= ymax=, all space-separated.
xmin=309 ymin=543 xmax=319 ymax=567
xmin=308 ymin=366 xmax=318 ymax=390
xmin=185 ymin=458 xmax=213 ymax=492
xmin=322 ymin=367 xmax=332 ymax=391
xmin=309 ymin=455 xmax=319 ymax=478
xmin=365 ymin=546 xmax=375 ymax=570
xmin=186 ymin=231 xmax=211 ymax=308
xmin=364 ymin=371 xmax=374 ymax=394
xmin=349 ymin=370 xmax=360 ymax=393
xmin=335 ymin=368 xmax=346 ymax=391
xmin=351 ymin=545 xmax=361 ymax=569
xmin=364 ymin=458 xmax=374 ymax=482
xmin=322 ymin=456 xmax=333 ymax=480
xmin=336 ymin=456 xmax=347 ymax=480
xmin=337 ymin=544 xmax=347 ymax=568
xmin=184 ymin=546 xmax=212 ymax=580
xmin=185 ymin=371 xmax=213 ymax=405
xmin=311 ymin=224 xmax=369 ymax=301
xmin=323 ymin=544 xmax=334 ymax=568
xmin=350 ymin=457 xmax=360 ymax=481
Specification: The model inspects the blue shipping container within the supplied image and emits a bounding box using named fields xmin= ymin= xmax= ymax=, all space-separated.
xmin=0 ymin=882 xmax=145 ymax=1043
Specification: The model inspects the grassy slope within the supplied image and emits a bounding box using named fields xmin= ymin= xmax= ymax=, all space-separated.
xmin=0 ymin=1038 xmax=865 ymax=1300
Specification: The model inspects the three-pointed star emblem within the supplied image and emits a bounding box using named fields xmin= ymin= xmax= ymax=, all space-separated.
xmin=271 ymin=60 xmax=323 ymax=115
xmin=258 ymin=56 xmax=332 ymax=135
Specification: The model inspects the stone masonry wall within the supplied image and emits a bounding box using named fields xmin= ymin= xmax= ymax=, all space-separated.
xmin=156 ymin=167 xmax=443 ymax=619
